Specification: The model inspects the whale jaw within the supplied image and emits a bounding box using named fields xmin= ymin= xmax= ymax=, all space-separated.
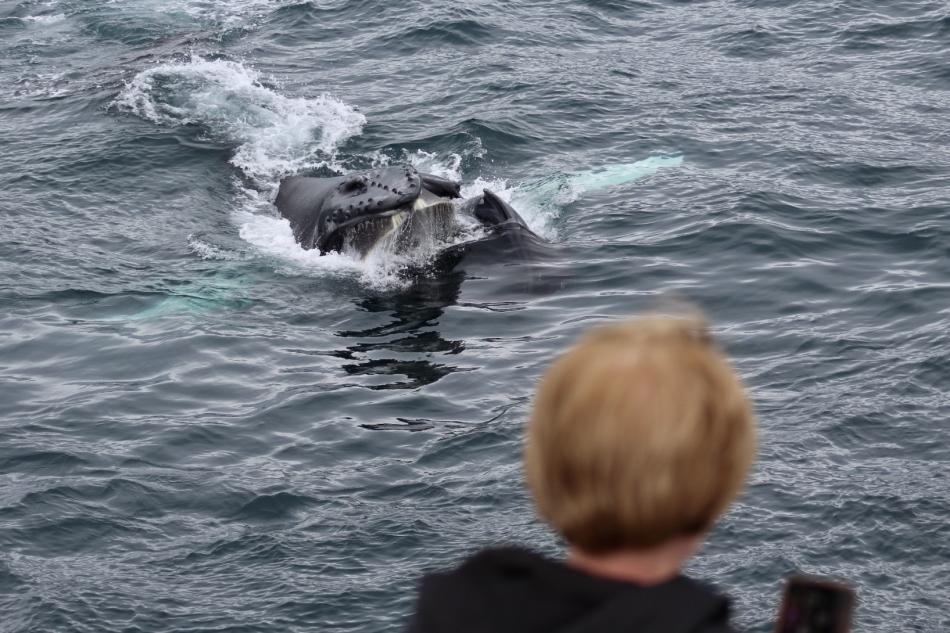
xmin=340 ymin=199 xmax=457 ymax=260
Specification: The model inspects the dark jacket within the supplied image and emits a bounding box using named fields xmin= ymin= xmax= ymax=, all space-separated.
xmin=406 ymin=547 xmax=737 ymax=633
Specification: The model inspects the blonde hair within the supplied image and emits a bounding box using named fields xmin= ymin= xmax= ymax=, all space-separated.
xmin=525 ymin=314 xmax=756 ymax=553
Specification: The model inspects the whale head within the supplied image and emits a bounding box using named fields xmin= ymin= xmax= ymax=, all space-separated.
xmin=275 ymin=166 xmax=458 ymax=258
xmin=276 ymin=166 xmax=463 ymax=258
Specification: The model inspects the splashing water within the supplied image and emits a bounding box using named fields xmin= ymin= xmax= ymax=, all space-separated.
xmin=114 ymin=55 xmax=366 ymax=185
xmin=407 ymin=150 xmax=464 ymax=181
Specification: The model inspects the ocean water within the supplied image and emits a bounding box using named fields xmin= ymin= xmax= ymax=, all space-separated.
xmin=1 ymin=0 xmax=949 ymax=631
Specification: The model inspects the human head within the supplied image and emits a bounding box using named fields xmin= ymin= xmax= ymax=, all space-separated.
xmin=525 ymin=313 xmax=756 ymax=554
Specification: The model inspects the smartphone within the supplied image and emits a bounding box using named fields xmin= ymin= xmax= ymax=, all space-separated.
xmin=774 ymin=574 xmax=856 ymax=633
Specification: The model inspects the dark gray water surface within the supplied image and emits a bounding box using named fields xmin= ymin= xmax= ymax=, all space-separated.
xmin=2 ymin=1 xmax=949 ymax=631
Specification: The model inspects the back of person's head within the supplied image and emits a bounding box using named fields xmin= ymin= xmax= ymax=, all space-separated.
xmin=525 ymin=313 xmax=756 ymax=554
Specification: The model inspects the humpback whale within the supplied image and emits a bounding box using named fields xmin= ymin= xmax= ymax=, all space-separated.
xmin=274 ymin=165 xmax=543 ymax=259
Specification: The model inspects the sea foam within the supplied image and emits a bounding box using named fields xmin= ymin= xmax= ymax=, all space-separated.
xmin=115 ymin=55 xmax=365 ymax=185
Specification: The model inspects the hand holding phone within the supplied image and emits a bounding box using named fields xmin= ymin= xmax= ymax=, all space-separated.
xmin=774 ymin=575 xmax=856 ymax=633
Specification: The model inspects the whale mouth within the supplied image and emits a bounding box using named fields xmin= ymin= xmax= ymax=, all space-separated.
xmin=338 ymin=199 xmax=457 ymax=259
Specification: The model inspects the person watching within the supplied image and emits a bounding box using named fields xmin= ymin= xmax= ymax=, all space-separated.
xmin=407 ymin=314 xmax=757 ymax=633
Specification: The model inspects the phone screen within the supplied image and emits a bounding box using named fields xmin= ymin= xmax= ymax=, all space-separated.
xmin=775 ymin=576 xmax=855 ymax=633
